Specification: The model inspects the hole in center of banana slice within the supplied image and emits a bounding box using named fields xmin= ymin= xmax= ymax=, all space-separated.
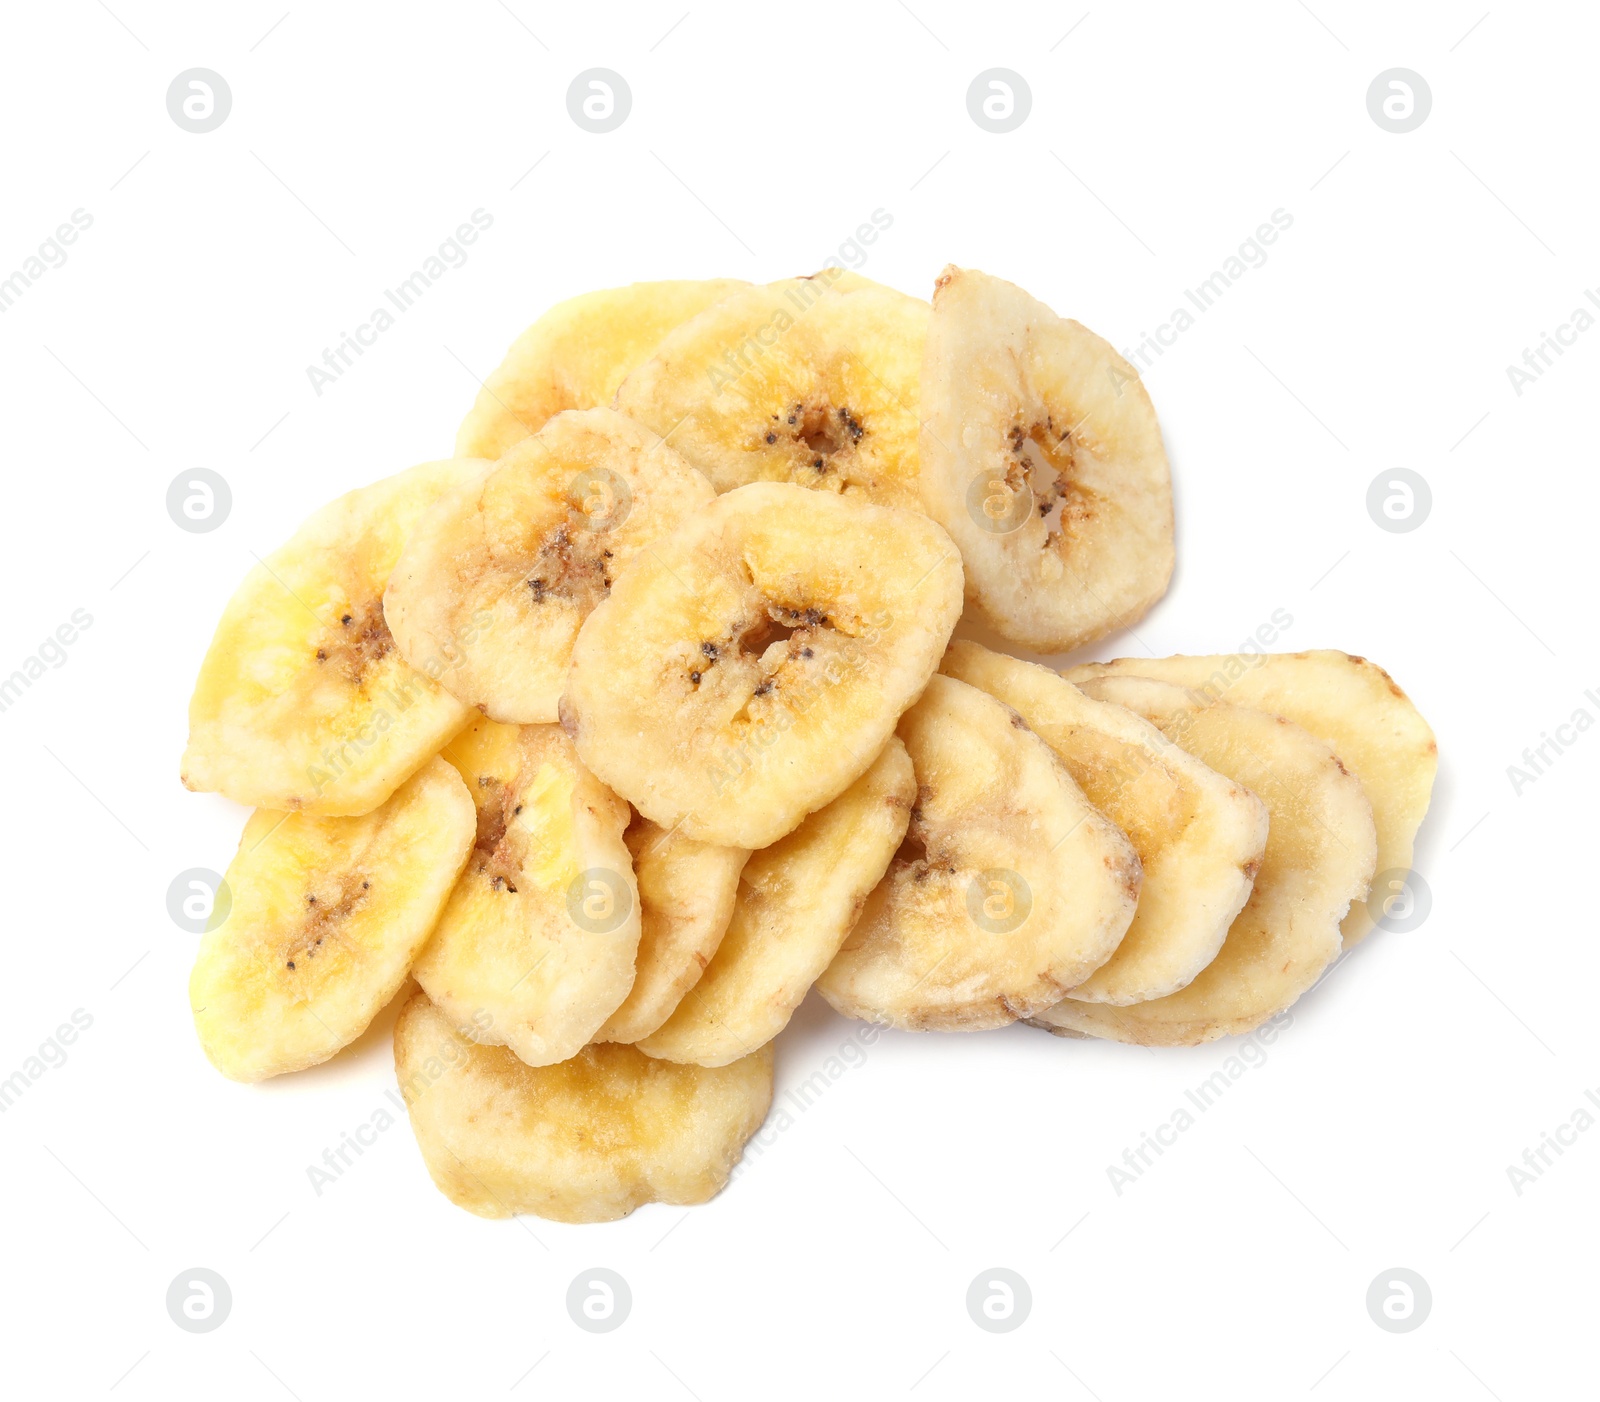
xmin=893 ymin=824 xmax=937 ymax=875
xmin=314 ymin=597 xmax=394 ymax=683
xmin=760 ymin=398 xmax=868 ymax=488
xmin=735 ymin=605 xmax=831 ymax=657
xmin=471 ymin=776 xmax=508 ymax=846
xmin=523 ymin=522 xmax=616 ymax=613
xmin=466 ymin=771 xmax=540 ymax=892
xmin=1004 ymin=416 xmax=1094 ymax=551
xmin=687 ymin=603 xmax=842 ymax=697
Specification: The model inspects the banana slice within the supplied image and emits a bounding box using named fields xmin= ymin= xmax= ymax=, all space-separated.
xmin=594 ymin=817 xmax=750 ymax=1045
xmin=412 ymin=716 xmax=640 ymax=1066
xmin=1065 ymin=651 xmax=1437 ymax=946
xmin=639 ymin=736 xmax=915 ymax=1066
xmin=816 ymin=675 xmax=1141 ymax=1031
xmin=1033 ymin=677 xmax=1377 ymax=1045
xmin=562 ymin=481 xmax=963 ymax=849
xmin=182 ymin=460 xmax=480 ymax=817
xmin=190 ymin=757 xmax=474 ymax=1081
xmin=614 ymin=273 xmax=929 ymax=510
xmin=455 ymin=279 xmax=748 ymax=461
xmin=941 ymin=642 xmax=1267 ymax=1005
xmin=394 ymin=991 xmax=772 ymax=1222
xmin=386 ymin=409 xmax=715 ymax=725
xmin=918 ymin=267 xmax=1174 ymax=652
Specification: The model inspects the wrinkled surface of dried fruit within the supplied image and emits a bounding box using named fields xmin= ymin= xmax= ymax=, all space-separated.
xmin=395 ymin=991 xmax=772 ymax=1221
xmin=1033 ymin=677 xmax=1376 ymax=1045
xmin=455 ymin=279 xmax=748 ymax=460
xmin=616 ymin=273 xmax=928 ymax=510
xmin=182 ymin=460 xmax=481 ymax=816
xmin=817 ymin=675 xmax=1142 ymax=1031
xmin=640 ymin=736 xmax=914 ymax=1065
xmin=1066 ymin=650 xmax=1436 ymax=946
xmin=413 ymin=718 xmax=639 ymax=1066
xmin=191 ymin=757 xmax=474 ymax=1081
xmin=919 ymin=267 xmax=1173 ymax=651
xmin=562 ymin=481 xmax=962 ymax=848
xmin=387 ymin=408 xmax=714 ymax=724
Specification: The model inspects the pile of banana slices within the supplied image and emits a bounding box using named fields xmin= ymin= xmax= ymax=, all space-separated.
xmin=181 ymin=266 xmax=1437 ymax=1223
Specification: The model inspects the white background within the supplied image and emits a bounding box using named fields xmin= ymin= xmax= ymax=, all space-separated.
xmin=2 ymin=1 xmax=1594 ymax=1397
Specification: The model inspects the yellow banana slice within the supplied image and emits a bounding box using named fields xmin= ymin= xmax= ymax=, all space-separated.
xmin=919 ymin=267 xmax=1174 ymax=652
xmin=1033 ymin=677 xmax=1377 ymax=1045
xmin=816 ymin=675 xmax=1141 ymax=1031
xmin=639 ymin=736 xmax=915 ymax=1066
xmin=182 ymin=459 xmax=480 ymax=817
xmin=455 ymin=278 xmax=749 ymax=461
xmin=386 ymin=408 xmax=715 ymax=724
xmin=412 ymin=717 xmax=639 ymax=1066
xmin=615 ymin=273 xmax=929 ymax=509
xmin=562 ymin=480 xmax=963 ymax=848
xmin=394 ymin=991 xmax=772 ymax=1222
xmin=190 ymin=757 xmax=474 ymax=1081
xmin=1065 ymin=651 xmax=1437 ymax=945
xmin=594 ymin=817 xmax=750 ymax=1045
xmin=941 ymin=642 xmax=1267 ymax=1005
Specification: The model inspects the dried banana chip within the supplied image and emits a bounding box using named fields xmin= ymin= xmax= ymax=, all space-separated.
xmin=919 ymin=267 xmax=1174 ymax=652
xmin=1065 ymin=651 xmax=1436 ymax=945
xmin=816 ymin=675 xmax=1141 ymax=1031
xmin=594 ymin=817 xmax=750 ymax=1045
xmin=455 ymin=278 xmax=748 ymax=460
xmin=615 ymin=273 xmax=929 ymax=509
xmin=562 ymin=481 xmax=963 ymax=848
xmin=639 ymin=736 xmax=915 ymax=1066
xmin=942 ymin=641 xmax=1267 ymax=1004
xmin=394 ymin=991 xmax=772 ymax=1222
xmin=1034 ymin=677 xmax=1377 ymax=1045
xmin=190 ymin=756 xmax=474 ymax=1081
xmin=386 ymin=408 xmax=715 ymax=724
xmin=182 ymin=460 xmax=480 ymax=816
xmin=412 ymin=717 xmax=639 ymax=1066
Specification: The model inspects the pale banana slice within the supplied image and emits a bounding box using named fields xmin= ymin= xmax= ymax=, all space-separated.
xmin=386 ymin=409 xmax=715 ymax=725
xmin=182 ymin=460 xmax=480 ymax=817
xmin=640 ymin=736 xmax=915 ymax=1066
xmin=1065 ymin=651 xmax=1437 ymax=946
xmin=412 ymin=717 xmax=639 ymax=1066
xmin=562 ymin=481 xmax=963 ymax=849
xmin=918 ymin=267 xmax=1174 ymax=652
xmin=455 ymin=278 xmax=749 ymax=461
xmin=594 ymin=816 xmax=750 ymax=1045
xmin=394 ymin=991 xmax=772 ymax=1222
xmin=190 ymin=757 xmax=474 ymax=1081
xmin=940 ymin=642 xmax=1268 ymax=1005
xmin=1034 ymin=677 xmax=1377 ymax=1045
xmin=615 ymin=273 xmax=929 ymax=510
xmin=816 ymin=675 xmax=1141 ymax=1031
